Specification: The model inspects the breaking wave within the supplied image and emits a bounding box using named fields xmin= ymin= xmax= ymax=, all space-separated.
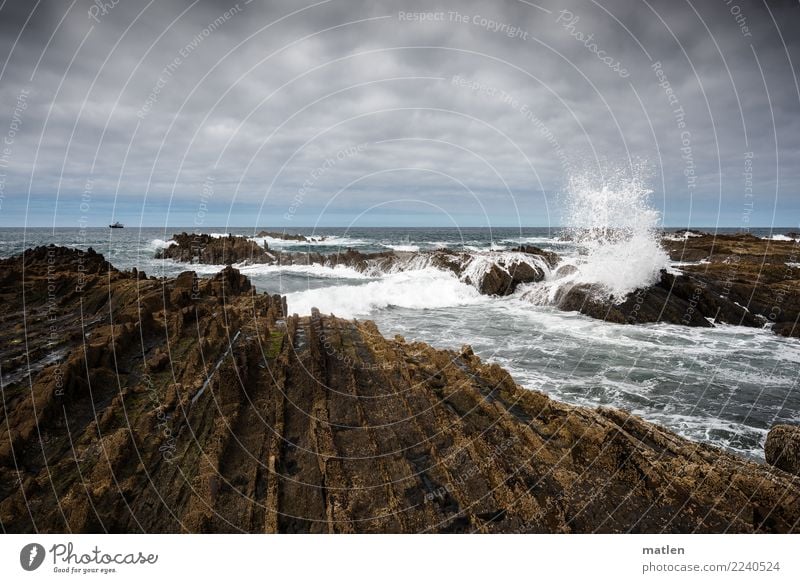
xmin=286 ymin=268 xmax=483 ymax=318
xmin=250 ymin=235 xmax=369 ymax=248
xmin=523 ymin=166 xmax=669 ymax=304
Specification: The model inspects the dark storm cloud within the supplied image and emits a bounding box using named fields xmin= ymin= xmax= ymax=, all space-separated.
xmin=0 ymin=0 xmax=798 ymax=226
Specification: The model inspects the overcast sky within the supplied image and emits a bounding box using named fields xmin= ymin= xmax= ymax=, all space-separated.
xmin=0 ymin=0 xmax=798 ymax=227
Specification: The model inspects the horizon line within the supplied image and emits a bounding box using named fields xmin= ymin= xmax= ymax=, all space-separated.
xmin=2 ymin=225 xmax=797 ymax=230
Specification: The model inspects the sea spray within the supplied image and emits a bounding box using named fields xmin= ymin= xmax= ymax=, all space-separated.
xmin=523 ymin=165 xmax=669 ymax=303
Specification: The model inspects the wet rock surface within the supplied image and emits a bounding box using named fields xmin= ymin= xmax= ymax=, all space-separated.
xmin=1 ymin=245 xmax=799 ymax=533
xmin=556 ymin=233 xmax=800 ymax=336
xmin=155 ymin=233 xmax=556 ymax=297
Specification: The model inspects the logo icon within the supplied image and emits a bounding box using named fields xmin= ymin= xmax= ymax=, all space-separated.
xmin=20 ymin=543 xmax=46 ymax=571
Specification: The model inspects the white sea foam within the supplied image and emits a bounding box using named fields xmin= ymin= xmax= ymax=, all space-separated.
xmin=236 ymin=262 xmax=368 ymax=279
xmin=286 ymin=268 xmax=483 ymax=318
xmin=519 ymin=166 xmax=669 ymax=304
xmin=151 ymin=257 xmax=368 ymax=280
xmin=250 ymin=235 xmax=369 ymax=248
xmin=462 ymin=243 xmax=509 ymax=252
xmin=563 ymin=168 xmax=668 ymax=297
xmin=501 ymin=236 xmax=559 ymax=245
xmin=149 ymin=238 xmax=177 ymax=250
xmin=663 ymin=230 xmax=704 ymax=241
xmin=381 ymin=243 xmax=421 ymax=252
xmin=766 ymin=234 xmax=799 ymax=242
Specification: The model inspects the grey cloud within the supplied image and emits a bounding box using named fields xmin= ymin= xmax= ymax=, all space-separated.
xmin=0 ymin=0 xmax=798 ymax=226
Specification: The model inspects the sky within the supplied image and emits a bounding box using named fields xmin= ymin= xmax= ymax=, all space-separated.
xmin=0 ymin=0 xmax=798 ymax=228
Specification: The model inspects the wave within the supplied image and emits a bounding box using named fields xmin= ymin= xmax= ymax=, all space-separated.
xmin=151 ymin=257 xmax=368 ymax=280
xmin=500 ymin=236 xmax=561 ymax=245
xmin=149 ymin=238 xmax=177 ymax=250
xmin=765 ymin=234 xmax=799 ymax=242
xmin=663 ymin=230 xmax=704 ymax=242
xmin=236 ymin=263 xmax=368 ymax=279
xmin=285 ymin=268 xmax=483 ymax=318
xmin=250 ymin=235 xmax=369 ymax=248
xmin=462 ymin=243 xmax=509 ymax=252
xmin=380 ymin=243 xmax=421 ymax=252
xmin=525 ymin=166 xmax=669 ymax=302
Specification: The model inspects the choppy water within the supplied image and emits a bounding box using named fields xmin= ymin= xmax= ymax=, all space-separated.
xmin=2 ymin=226 xmax=799 ymax=459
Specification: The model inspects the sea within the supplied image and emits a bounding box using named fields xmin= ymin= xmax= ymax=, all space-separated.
xmin=2 ymin=225 xmax=799 ymax=461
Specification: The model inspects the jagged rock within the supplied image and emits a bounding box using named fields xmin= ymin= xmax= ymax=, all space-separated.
xmin=556 ymin=234 xmax=800 ymax=336
xmin=1 ymin=246 xmax=799 ymax=533
xmin=475 ymin=262 xmax=512 ymax=295
xmin=765 ymin=425 xmax=800 ymax=476
xmin=156 ymin=232 xmax=272 ymax=265
xmin=155 ymin=234 xmax=558 ymax=297
xmin=255 ymin=230 xmax=316 ymax=242
xmin=509 ymin=245 xmax=560 ymax=269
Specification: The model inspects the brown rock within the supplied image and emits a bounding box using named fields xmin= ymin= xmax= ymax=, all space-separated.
xmin=555 ymin=233 xmax=800 ymax=336
xmin=765 ymin=425 xmax=800 ymax=476
xmin=2 ymin=246 xmax=799 ymax=533
xmin=156 ymin=233 xmax=272 ymax=265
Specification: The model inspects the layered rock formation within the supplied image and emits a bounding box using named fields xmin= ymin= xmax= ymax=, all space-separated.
xmin=1 ymin=245 xmax=799 ymax=533
xmin=555 ymin=233 xmax=800 ymax=337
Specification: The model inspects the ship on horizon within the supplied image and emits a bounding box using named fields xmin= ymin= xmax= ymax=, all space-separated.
xmin=109 ymin=221 xmax=124 ymax=228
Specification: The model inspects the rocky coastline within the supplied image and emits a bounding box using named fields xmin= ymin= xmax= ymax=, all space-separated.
xmin=1 ymin=244 xmax=799 ymax=533
xmin=155 ymin=230 xmax=799 ymax=337
xmin=155 ymin=232 xmax=558 ymax=296
xmin=558 ymin=233 xmax=800 ymax=337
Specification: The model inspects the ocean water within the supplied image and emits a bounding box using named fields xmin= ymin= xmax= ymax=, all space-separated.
xmin=2 ymin=225 xmax=799 ymax=460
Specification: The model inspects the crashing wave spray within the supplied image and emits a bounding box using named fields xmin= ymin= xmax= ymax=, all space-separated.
xmin=564 ymin=165 xmax=668 ymax=299
xmin=525 ymin=164 xmax=669 ymax=304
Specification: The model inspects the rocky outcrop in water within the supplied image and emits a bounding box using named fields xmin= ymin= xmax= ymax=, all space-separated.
xmin=156 ymin=232 xmax=273 ymax=265
xmin=1 ymin=245 xmax=799 ymax=533
xmin=156 ymin=233 xmax=557 ymax=297
xmin=255 ymin=230 xmax=321 ymax=242
xmin=555 ymin=233 xmax=800 ymax=337
xmin=765 ymin=425 xmax=800 ymax=477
